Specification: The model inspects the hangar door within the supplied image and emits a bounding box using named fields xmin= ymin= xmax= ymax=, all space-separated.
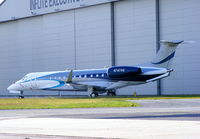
xmin=75 ymin=4 xmax=112 ymax=69
xmin=0 ymin=17 xmax=44 ymax=95
xmin=160 ymin=0 xmax=200 ymax=95
xmin=0 ymin=10 xmax=76 ymax=96
xmin=114 ymin=0 xmax=157 ymax=95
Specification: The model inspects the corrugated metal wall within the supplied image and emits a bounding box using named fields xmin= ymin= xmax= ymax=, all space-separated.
xmin=75 ymin=4 xmax=111 ymax=69
xmin=0 ymin=3 xmax=112 ymax=96
xmin=160 ymin=0 xmax=200 ymax=94
xmin=114 ymin=0 xmax=157 ymax=95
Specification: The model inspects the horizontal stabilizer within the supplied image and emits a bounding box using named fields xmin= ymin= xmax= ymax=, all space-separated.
xmin=160 ymin=40 xmax=195 ymax=47
xmin=160 ymin=40 xmax=184 ymax=47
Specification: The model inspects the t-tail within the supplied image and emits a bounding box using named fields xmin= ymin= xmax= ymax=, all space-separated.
xmin=149 ymin=40 xmax=191 ymax=69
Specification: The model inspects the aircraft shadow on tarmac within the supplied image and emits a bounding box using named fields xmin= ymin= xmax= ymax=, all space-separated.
xmin=102 ymin=113 xmax=200 ymax=120
xmin=30 ymin=113 xmax=200 ymax=121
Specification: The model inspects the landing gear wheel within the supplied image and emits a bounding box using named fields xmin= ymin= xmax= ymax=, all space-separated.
xmin=19 ymin=96 xmax=24 ymax=99
xmin=19 ymin=91 xmax=24 ymax=99
xmin=90 ymin=92 xmax=98 ymax=98
xmin=107 ymin=91 xmax=116 ymax=96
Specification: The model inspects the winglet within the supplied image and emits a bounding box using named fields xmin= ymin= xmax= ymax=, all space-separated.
xmin=66 ymin=70 xmax=73 ymax=83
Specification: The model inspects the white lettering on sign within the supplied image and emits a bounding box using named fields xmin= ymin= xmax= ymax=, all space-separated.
xmin=30 ymin=0 xmax=83 ymax=10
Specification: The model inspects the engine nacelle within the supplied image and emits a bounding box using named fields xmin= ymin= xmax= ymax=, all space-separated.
xmin=108 ymin=66 xmax=141 ymax=79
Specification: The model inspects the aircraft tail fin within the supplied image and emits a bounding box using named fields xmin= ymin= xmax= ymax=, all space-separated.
xmin=149 ymin=40 xmax=192 ymax=69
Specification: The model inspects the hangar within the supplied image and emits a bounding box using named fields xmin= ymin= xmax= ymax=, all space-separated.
xmin=0 ymin=0 xmax=200 ymax=96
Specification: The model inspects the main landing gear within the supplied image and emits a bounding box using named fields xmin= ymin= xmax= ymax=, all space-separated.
xmin=90 ymin=92 xmax=99 ymax=98
xmin=88 ymin=87 xmax=116 ymax=98
xmin=107 ymin=90 xmax=116 ymax=96
xmin=88 ymin=87 xmax=99 ymax=98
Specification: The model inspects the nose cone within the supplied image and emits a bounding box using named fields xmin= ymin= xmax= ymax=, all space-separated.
xmin=7 ymin=84 xmax=20 ymax=91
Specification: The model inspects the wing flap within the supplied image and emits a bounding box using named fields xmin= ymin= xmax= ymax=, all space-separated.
xmin=106 ymin=81 xmax=129 ymax=90
xmin=74 ymin=81 xmax=112 ymax=89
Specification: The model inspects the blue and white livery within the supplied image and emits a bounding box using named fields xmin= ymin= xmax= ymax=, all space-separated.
xmin=7 ymin=40 xmax=188 ymax=97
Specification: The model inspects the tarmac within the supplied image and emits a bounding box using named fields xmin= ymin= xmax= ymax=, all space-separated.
xmin=0 ymin=99 xmax=200 ymax=139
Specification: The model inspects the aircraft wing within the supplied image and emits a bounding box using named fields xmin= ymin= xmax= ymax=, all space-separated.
xmin=75 ymin=80 xmax=113 ymax=89
xmin=65 ymin=70 xmax=113 ymax=89
xmin=65 ymin=70 xmax=132 ymax=91
xmin=106 ymin=81 xmax=129 ymax=90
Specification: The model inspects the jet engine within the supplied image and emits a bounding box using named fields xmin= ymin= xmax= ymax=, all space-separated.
xmin=108 ymin=66 xmax=141 ymax=78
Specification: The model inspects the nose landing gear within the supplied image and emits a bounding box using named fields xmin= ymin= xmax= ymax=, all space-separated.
xmin=19 ymin=91 xmax=24 ymax=99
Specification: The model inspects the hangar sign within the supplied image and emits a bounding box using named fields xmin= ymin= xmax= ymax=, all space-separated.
xmin=0 ymin=0 xmax=119 ymax=22
xmin=28 ymin=0 xmax=120 ymax=16
xmin=30 ymin=0 xmax=82 ymax=10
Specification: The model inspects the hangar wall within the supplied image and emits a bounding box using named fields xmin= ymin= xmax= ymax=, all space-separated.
xmin=0 ymin=3 xmax=112 ymax=96
xmin=160 ymin=0 xmax=200 ymax=94
xmin=0 ymin=0 xmax=200 ymax=96
xmin=114 ymin=0 xmax=157 ymax=95
xmin=75 ymin=4 xmax=112 ymax=69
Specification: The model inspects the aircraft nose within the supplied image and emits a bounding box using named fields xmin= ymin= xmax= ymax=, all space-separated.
xmin=7 ymin=84 xmax=18 ymax=91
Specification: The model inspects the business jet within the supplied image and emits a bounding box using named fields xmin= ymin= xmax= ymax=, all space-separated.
xmin=7 ymin=40 xmax=190 ymax=98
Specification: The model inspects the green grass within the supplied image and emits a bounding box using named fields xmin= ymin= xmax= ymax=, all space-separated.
xmin=0 ymin=95 xmax=200 ymax=110
xmin=0 ymin=97 xmax=139 ymax=110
